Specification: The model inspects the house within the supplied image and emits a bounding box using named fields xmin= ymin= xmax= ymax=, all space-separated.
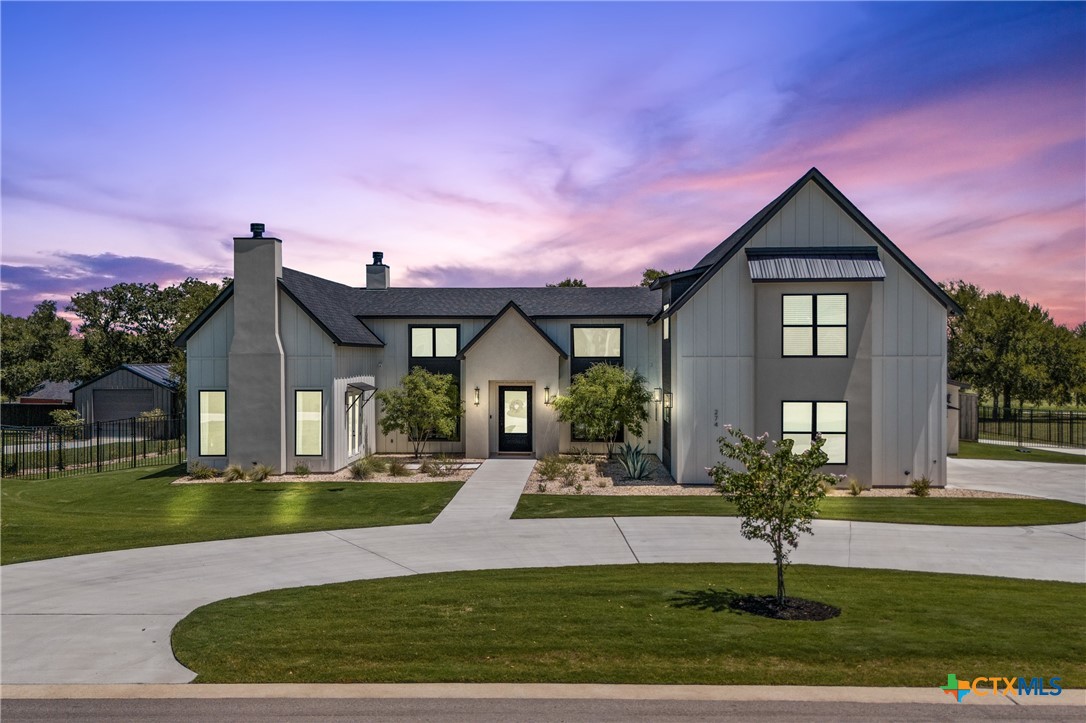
xmin=177 ymin=168 xmax=959 ymax=486
xmin=17 ymin=380 xmax=77 ymax=405
xmin=71 ymin=364 xmax=179 ymax=422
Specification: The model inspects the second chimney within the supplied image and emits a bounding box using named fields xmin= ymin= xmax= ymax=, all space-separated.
xmin=366 ymin=251 xmax=389 ymax=289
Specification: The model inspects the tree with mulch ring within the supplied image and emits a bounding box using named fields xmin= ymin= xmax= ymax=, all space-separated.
xmin=710 ymin=427 xmax=840 ymax=618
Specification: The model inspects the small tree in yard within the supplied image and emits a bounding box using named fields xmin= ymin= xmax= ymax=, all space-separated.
xmin=376 ymin=367 xmax=464 ymax=458
xmin=552 ymin=364 xmax=652 ymax=458
xmin=710 ymin=427 xmax=840 ymax=606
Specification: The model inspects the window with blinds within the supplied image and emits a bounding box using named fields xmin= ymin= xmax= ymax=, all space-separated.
xmin=782 ymin=294 xmax=847 ymax=357
xmin=782 ymin=401 xmax=847 ymax=464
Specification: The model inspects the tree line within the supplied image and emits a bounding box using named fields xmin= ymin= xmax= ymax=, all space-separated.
xmin=942 ymin=281 xmax=1086 ymax=414
xmin=0 ymin=278 xmax=228 ymax=404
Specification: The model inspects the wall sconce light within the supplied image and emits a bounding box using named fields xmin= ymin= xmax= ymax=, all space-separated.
xmin=544 ymin=386 xmax=552 ymax=405
xmin=652 ymin=388 xmax=662 ymax=419
xmin=663 ymin=392 xmax=673 ymax=410
xmin=473 ymin=386 xmax=480 ymax=406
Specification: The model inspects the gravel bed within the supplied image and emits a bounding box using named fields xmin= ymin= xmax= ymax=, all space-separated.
xmin=174 ymin=457 xmax=483 ymax=485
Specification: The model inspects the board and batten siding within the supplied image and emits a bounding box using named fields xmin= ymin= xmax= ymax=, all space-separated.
xmin=280 ymin=290 xmax=336 ymax=472
xmin=671 ymin=179 xmax=948 ymax=486
xmin=73 ymin=369 xmax=175 ymax=423
xmin=185 ymin=296 xmax=234 ymax=467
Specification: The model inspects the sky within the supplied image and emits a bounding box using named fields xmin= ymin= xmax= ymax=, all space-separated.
xmin=2 ymin=1 xmax=1084 ymax=326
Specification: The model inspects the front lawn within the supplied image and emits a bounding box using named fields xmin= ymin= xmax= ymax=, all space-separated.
xmin=172 ymin=563 xmax=1085 ymax=686
xmin=512 ymin=494 xmax=1086 ymax=526
xmin=956 ymin=441 xmax=1086 ymax=464
xmin=1 ymin=464 xmax=462 ymax=564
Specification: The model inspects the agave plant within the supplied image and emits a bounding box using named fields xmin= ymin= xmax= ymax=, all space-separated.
xmin=617 ymin=442 xmax=653 ymax=480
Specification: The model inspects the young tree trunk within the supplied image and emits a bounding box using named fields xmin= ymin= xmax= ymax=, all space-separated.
xmin=1002 ymin=387 xmax=1013 ymax=419
xmin=775 ymin=544 xmax=786 ymax=605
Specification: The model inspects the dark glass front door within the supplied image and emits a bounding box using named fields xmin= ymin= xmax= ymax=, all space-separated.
xmin=498 ymin=386 xmax=532 ymax=453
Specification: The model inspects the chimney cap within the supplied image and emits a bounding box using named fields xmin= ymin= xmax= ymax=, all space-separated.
xmin=372 ymin=251 xmax=384 ymax=265
xmin=250 ymin=223 xmax=265 ymax=238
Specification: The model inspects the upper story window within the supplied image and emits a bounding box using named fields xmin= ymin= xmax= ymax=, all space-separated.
xmin=782 ymin=401 xmax=847 ymax=464
xmin=662 ymin=303 xmax=670 ymax=341
xmin=571 ymin=325 xmax=623 ymax=377
xmin=782 ymin=294 xmax=847 ymax=357
xmin=410 ymin=326 xmax=458 ymax=358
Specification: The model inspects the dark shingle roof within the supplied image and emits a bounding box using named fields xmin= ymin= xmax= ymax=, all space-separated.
xmin=277 ymin=268 xmax=659 ymax=347
xmin=20 ymin=380 xmax=78 ymax=402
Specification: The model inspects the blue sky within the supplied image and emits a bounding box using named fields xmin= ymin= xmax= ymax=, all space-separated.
xmin=2 ymin=1 xmax=1083 ymax=324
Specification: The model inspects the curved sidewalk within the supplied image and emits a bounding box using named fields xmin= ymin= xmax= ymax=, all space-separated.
xmin=2 ymin=460 xmax=1084 ymax=685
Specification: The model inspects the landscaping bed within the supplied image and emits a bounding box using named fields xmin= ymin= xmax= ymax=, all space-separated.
xmin=524 ymin=454 xmax=1029 ymax=498
xmin=174 ymin=456 xmax=483 ymax=486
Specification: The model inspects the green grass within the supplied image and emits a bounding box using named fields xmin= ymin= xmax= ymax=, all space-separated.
xmin=172 ymin=563 xmax=1085 ymax=686
xmin=0 ymin=464 xmax=462 ymax=564
xmin=512 ymin=494 xmax=1086 ymax=526
xmin=957 ymin=441 xmax=1086 ymax=464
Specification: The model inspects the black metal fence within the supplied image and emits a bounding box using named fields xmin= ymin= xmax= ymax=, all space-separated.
xmin=1 ymin=415 xmax=186 ymax=480
xmin=977 ymin=408 xmax=1086 ymax=449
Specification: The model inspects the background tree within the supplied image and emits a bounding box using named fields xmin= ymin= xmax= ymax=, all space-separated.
xmin=711 ymin=428 xmax=840 ymax=606
xmin=552 ymin=364 xmax=652 ymax=457
xmin=546 ymin=278 xmax=587 ymax=287
xmin=376 ymin=367 xmax=464 ymax=458
xmin=0 ymin=301 xmax=85 ymax=400
xmin=943 ymin=280 xmax=1085 ymax=414
xmin=639 ymin=268 xmax=681 ymax=287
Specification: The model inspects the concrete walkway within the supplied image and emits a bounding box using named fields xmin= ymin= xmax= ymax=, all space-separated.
xmin=432 ymin=459 xmax=535 ymax=524
xmin=1 ymin=459 xmax=1084 ymax=685
xmin=948 ymin=457 xmax=1086 ymax=504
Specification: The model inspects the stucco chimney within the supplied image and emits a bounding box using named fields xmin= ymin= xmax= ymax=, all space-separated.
xmin=227 ymin=223 xmax=286 ymax=471
xmin=366 ymin=251 xmax=389 ymax=289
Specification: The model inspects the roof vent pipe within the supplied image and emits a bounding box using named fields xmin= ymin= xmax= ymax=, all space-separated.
xmin=366 ymin=251 xmax=389 ymax=290
xmin=250 ymin=222 xmax=265 ymax=238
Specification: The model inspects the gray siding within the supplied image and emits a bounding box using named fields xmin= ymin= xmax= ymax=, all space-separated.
xmin=281 ymin=291 xmax=336 ymax=472
xmin=671 ymin=180 xmax=948 ymax=486
xmin=186 ymin=296 xmax=234 ymax=467
xmin=74 ymin=369 xmax=175 ymax=423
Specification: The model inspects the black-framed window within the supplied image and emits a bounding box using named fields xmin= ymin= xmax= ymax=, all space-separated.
xmin=295 ymin=390 xmax=323 ymax=457
xmin=782 ymin=401 xmax=847 ymax=464
xmin=571 ymin=325 xmax=624 ymax=441
xmin=198 ymin=390 xmax=226 ymax=456
xmin=782 ymin=294 xmax=847 ymax=357
xmin=407 ymin=325 xmax=461 ymax=441
xmin=570 ymin=324 xmax=623 ymax=377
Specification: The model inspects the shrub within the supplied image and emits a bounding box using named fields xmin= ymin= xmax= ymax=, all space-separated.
xmin=848 ymin=478 xmax=863 ymax=496
xmin=560 ymin=464 xmax=579 ymax=487
xmin=617 ymin=442 xmax=653 ymax=480
xmin=222 ymin=464 xmax=246 ymax=482
xmin=537 ymin=454 xmax=568 ymax=481
xmin=570 ymin=446 xmax=594 ymax=465
xmin=386 ymin=460 xmax=410 ymax=477
xmin=424 ymin=454 xmax=459 ymax=477
xmin=188 ymin=462 xmax=218 ymax=480
xmin=249 ymin=463 xmax=274 ymax=482
xmin=574 ymin=482 xmax=584 ymax=494
xmin=293 ymin=463 xmax=310 ymax=477
xmin=909 ymin=476 xmax=933 ymax=497
xmin=537 ymin=481 xmax=548 ymax=493
xmin=349 ymin=460 xmax=370 ymax=480
xmin=138 ymin=408 xmax=165 ymax=419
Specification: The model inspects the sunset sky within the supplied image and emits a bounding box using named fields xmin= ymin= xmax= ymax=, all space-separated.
xmin=2 ymin=2 xmax=1084 ymax=325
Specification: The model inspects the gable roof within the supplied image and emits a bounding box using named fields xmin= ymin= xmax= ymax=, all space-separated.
xmin=659 ymin=167 xmax=962 ymax=319
xmin=72 ymin=364 xmax=178 ymax=393
xmin=457 ymin=301 xmax=568 ymax=359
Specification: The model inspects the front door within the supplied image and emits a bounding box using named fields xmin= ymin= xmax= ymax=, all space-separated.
xmin=498 ymin=386 xmax=532 ymax=453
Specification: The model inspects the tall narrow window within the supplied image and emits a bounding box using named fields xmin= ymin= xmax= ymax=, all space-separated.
xmin=570 ymin=325 xmax=624 ymax=441
xmin=346 ymin=390 xmax=362 ymax=459
xmin=198 ymin=391 xmax=226 ymax=456
xmin=782 ymin=401 xmax=847 ymax=464
xmin=408 ymin=325 xmax=461 ymax=441
xmin=296 ymin=390 xmax=323 ymax=456
xmin=662 ymin=303 xmax=670 ymax=340
xmin=782 ymin=294 xmax=847 ymax=357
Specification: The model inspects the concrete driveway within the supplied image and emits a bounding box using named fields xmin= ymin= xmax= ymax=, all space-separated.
xmin=1 ymin=459 xmax=1083 ymax=685
xmin=948 ymin=457 xmax=1086 ymax=504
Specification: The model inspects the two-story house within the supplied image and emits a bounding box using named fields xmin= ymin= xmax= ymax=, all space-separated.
xmin=177 ymin=168 xmax=960 ymax=485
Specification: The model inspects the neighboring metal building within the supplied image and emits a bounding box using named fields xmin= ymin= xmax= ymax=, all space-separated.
xmin=72 ymin=364 xmax=178 ymax=422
